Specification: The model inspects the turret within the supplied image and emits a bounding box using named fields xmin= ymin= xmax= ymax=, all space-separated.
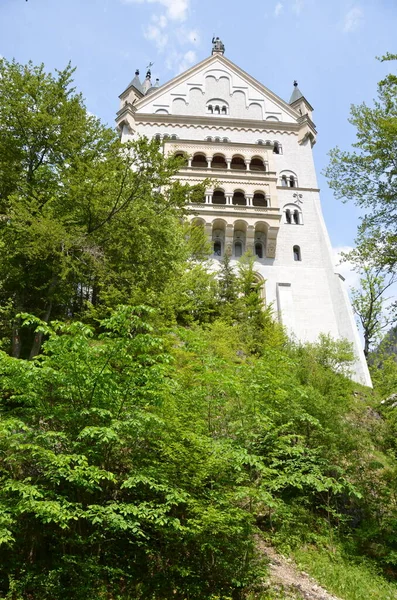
xmin=289 ymin=80 xmax=313 ymax=120
xmin=289 ymin=81 xmax=316 ymax=146
xmin=142 ymin=68 xmax=152 ymax=94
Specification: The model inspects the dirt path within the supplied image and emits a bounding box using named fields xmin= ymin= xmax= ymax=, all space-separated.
xmin=257 ymin=540 xmax=343 ymax=600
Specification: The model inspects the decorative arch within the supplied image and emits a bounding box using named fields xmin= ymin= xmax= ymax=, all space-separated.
xmin=212 ymin=188 xmax=226 ymax=205
xmin=191 ymin=153 xmax=208 ymax=168
xmin=233 ymin=220 xmax=248 ymax=258
xmin=211 ymin=218 xmax=227 ymax=257
xmin=250 ymin=156 xmax=266 ymax=172
xmin=284 ymin=203 xmax=303 ymax=225
xmin=211 ymin=154 xmax=227 ymax=169
xmin=231 ymin=155 xmax=246 ymax=171
xmin=232 ymin=190 xmax=246 ymax=206
xmin=207 ymin=98 xmax=229 ymax=115
xmin=253 ymin=272 xmax=266 ymax=301
xmin=280 ymin=170 xmax=299 ymax=188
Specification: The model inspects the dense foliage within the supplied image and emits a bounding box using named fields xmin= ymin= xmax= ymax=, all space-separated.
xmin=1 ymin=59 xmax=397 ymax=599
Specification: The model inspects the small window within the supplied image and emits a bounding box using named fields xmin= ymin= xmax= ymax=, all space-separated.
xmin=255 ymin=243 xmax=263 ymax=259
xmin=286 ymin=209 xmax=292 ymax=224
xmin=289 ymin=175 xmax=296 ymax=188
xmin=170 ymin=134 xmax=178 ymax=140
xmin=163 ymin=134 xmax=170 ymax=140
xmin=223 ymin=137 xmax=229 ymax=142
xmin=281 ymin=175 xmax=288 ymax=187
xmin=293 ymin=209 xmax=300 ymax=225
xmin=208 ymin=105 xmax=213 ymax=114
xmin=214 ymin=137 xmax=221 ymax=142
xmin=293 ymin=245 xmax=301 ymax=261
xmin=213 ymin=241 xmax=222 ymax=256
xmin=221 ymin=106 xmax=227 ymax=114
xmin=154 ymin=134 xmax=161 ymax=141
xmin=206 ymin=136 xmax=213 ymax=141
xmin=234 ymin=241 xmax=243 ymax=257
xmin=273 ymin=142 xmax=282 ymax=155
xmin=257 ymin=139 xmax=264 ymax=145
xmin=214 ymin=105 xmax=220 ymax=114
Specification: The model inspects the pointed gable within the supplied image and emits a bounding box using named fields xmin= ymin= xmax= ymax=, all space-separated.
xmin=134 ymin=54 xmax=298 ymax=123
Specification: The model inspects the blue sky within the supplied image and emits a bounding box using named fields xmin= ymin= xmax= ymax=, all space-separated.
xmin=1 ymin=0 xmax=396 ymax=280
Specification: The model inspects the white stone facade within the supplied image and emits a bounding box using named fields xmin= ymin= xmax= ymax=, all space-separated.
xmin=116 ymin=47 xmax=372 ymax=387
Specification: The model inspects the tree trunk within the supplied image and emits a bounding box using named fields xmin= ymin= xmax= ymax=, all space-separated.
xmin=29 ymin=299 xmax=53 ymax=360
xmin=11 ymin=317 xmax=22 ymax=358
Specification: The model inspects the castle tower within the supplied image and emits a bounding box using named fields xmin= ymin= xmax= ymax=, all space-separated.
xmin=116 ymin=39 xmax=371 ymax=387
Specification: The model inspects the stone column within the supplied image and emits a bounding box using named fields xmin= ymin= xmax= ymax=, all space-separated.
xmin=188 ymin=157 xmax=192 ymax=168
xmin=226 ymin=158 xmax=232 ymax=170
xmin=226 ymin=194 xmax=233 ymax=205
xmin=225 ymin=223 xmax=234 ymax=256
xmin=266 ymin=227 xmax=278 ymax=258
xmin=245 ymin=159 xmax=251 ymax=171
xmin=205 ymin=189 xmax=214 ymax=204
xmin=207 ymin=157 xmax=212 ymax=169
xmin=246 ymin=225 xmax=255 ymax=254
xmin=246 ymin=194 xmax=253 ymax=207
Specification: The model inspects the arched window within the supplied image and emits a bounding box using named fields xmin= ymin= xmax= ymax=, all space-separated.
xmin=253 ymin=192 xmax=268 ymax=207
xmin=191 ymin=153 xmax=207 ymax=168
xmin=214 ymin=136 xmax=221 ymax=142
xmin=281 ymin=175 xmax=288 ymax=187
xmin=286 ymin=209 xmax=292 ymax=224
xmin=212 ymin=190 xmax=226 ymax=205
xmin=223 ymin=137 xmax=229 ymax=142
xmin=232 ymin=191 xmax=246 ymax=206
xmin=170 ymin=134 xmax=178 ymax=140
xmin=163 ymin=134 xmax=170 ymax=140
xmin=208 ymin=105 xmax=213 ymax=114
xmin=257 ymin=139 xmax=264 ymax=145
xmin=211 ymin=155 xmax=227 ymax=169
xmin=255 ymin=243 xmax=263 ymax=259
xmin=206 ymin=136 xmax=213 ymax=141
xmin=154 ymin=134 xmax=161 ymax=141
xmin=213 ymin=241 xmax=222 ymax=256
xmin=230 ymin=156 xmax=246 ymax=170
xmin=293 ymin=245 xmax=301 ymax=261
xmin=293 ymin=209 xmax=300 ymax=224
xmin=250 ymin=158 xmax=266 ymax=172
xmin=234 ymin=241 xmax=243 ymax=257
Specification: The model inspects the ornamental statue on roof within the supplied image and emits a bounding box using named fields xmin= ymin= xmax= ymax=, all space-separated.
xmin=211 ymin=36 xmax=225 ymax=55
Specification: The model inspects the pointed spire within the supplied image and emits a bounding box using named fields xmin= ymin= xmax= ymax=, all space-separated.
xmin=289 ymin=80 xmax=303 ymax=104
xmin=127 ymin=68 xmax=143 ymax=94
xmin=142 ymin=68 xmax=152 ymax=94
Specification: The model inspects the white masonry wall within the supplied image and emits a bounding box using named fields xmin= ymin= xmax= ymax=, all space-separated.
xmin=120 ymin=59 xmax=372 ymax=387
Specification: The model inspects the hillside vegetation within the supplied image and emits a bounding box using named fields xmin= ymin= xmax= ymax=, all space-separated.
xmin=0 ymin=58 xmax=397 ymax=600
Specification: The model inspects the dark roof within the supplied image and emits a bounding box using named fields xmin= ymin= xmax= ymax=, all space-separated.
xmin=289 ymin=82 xmax=304 ymax=104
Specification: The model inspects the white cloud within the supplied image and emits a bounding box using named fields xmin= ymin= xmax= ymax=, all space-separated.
xmin=343 ymin=6 xmax=363 ymax=33
xmin=274 ymin=2 xmax=283 ymax=17
xmin=122 ymin=0 xmax=189 ymax=21
xmin=144 ymin=14 xmax=168 ymax=51
xmin=292 ymin=0 xmax=304 ymax=15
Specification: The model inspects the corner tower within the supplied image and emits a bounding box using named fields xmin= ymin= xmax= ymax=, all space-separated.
xmin=116 ymin=38 xmax=371 ymax=387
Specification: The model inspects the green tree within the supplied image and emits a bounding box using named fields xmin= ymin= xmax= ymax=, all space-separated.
xmin=0 ymin=59 xmax=201 ymax=358
xmin=0 ymin=307 xmax=259 ymax=600
xmin=325 ymin=54 xmax=397 ymax=268
xmin=339 ymin=245 xmax=397 ymax=356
